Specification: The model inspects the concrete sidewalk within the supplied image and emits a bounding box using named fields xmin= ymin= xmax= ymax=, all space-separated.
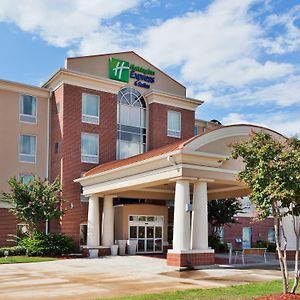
xmin=0 ymin=256 xmax=283 ymax=300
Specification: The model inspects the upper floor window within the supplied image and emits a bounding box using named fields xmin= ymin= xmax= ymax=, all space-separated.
xmin=117 ymin=87 xmax=146 ymax=159
xmin=167 ymin=110 xmax=181 ymax=138
xmin=82 ymin=93 xmax=100 ymax=125
xmin=19 ymin=135 xmax=36 ymax=163
xmin=81 ymin=132 xmax=99 ymax=163
xmin=19 ymin=174 xmax=35 ymax=184
xmin=20 ymin=95 xmax=37 ymax=123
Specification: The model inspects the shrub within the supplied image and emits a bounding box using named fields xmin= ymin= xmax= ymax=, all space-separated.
xmin=19 ymin=232 xmax=75 ymax=256
xmin=0 ymin=246 xmax=26 ymax=257
xmin=208 ymin=235 xmax=228 ymax=252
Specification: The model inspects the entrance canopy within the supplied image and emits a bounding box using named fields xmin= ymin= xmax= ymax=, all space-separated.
xmin=75 ymin=124 xmax=284 ymax=201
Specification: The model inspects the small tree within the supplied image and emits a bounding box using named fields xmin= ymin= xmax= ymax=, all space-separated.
xmin=1 ymin=176 xmax=64 ymax=238
xmin=208 ymin=198 xmax=243 ymax=237
xmin=230 ymin=131 xmax=300 ymax=294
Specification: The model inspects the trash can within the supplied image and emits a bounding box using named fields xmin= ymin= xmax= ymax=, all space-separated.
xmin=127 ymin=240 xmax=138 ymax=255
xmin=110 ymin=245 xmax=119 ymax=256
xmin=116 ymin=240 xmax=127 ymax=256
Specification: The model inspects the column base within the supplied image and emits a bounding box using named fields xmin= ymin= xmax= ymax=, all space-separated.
xmin=167 ymin=249 xmax=215 ymax=268
xmin=82 ymin=246 xmax=111 ymax=258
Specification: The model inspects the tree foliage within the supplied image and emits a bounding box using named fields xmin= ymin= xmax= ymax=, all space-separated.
xmin=1 ymin=177 xmax=64 ymax=237
xmin=230 ymin=131 xmax=300 ymax=294
xmin=208 ymin=198 xmax=243 ymax=235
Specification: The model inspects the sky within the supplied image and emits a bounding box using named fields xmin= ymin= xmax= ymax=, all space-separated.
xmin=0 ymin=0 xmax=300 ymax=137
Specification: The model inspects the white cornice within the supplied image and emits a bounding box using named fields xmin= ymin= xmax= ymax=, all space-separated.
xmin=144 ymin=90 xmax=203 ymax=111
xmin=43 ymin=69 xmax=202 ymax=111
xmin=0 ymin=79 xmax=49 ymax=98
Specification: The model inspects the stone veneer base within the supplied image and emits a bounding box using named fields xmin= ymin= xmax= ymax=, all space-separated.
xmin=167 ymin=250 xmax=215 ymax=267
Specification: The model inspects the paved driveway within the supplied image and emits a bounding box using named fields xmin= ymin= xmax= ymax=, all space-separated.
xmin=0 ymin=256 xmax=282 ymax=300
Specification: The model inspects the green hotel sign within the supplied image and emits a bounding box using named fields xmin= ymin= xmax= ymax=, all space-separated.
xmin=109 ymin=57 xmax=155 ymax=89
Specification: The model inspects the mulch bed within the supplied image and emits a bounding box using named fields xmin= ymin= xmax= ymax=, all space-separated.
xmin=256 ymin=294 xmax=300 ymax=299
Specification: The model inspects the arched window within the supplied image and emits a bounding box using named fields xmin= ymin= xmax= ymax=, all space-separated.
xmin=117 ymin=87 xmax=146 ymax=159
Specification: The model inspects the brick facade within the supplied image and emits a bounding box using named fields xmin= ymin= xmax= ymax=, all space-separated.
xmin=50 ymin=83 xmax=116 ymax=247
xmin=223 ymin=216 xmax=274 ymax=249
xmin=148 ymin=102 xmax=195 ymax=150
xmin=167 ymin=252 xmax=215 ymax=267
xmin=0 ymin=208 xmax=17 ymax=247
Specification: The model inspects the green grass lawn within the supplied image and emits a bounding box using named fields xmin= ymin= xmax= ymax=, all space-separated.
xmin=105 ymin=280 xmax=287 ymax=300
xmin=0 ymin=256 xmax=57 ymax=264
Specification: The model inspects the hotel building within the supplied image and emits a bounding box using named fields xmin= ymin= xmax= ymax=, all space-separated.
xmin=0 ymin=51 xmax=277 ymax=267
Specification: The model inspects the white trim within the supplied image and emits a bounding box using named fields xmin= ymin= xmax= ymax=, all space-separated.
xmin=0 ymin=201 xmax=13 ymax=209
xmin=19 ymin=94 xmax=37 ymax=124
xmin=185 ymin=125 xmax=285 ymax=151
xmin=82 ymin=93 xmax=100 ymax=125
xmin=168 ymin=249 xmax=214 ymax=254
xmin=0 ymin=78 xmax=49 ymax=98
xmin=81 ymin=132 xmax=99 ymax=164
xmin=19 ymin=134 xmax=37 ymax=164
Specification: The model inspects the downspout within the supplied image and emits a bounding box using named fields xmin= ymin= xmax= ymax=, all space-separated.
xmin=45 ymin=90 xmax=52 ymax=235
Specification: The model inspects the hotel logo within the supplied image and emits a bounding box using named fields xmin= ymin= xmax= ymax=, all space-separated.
xmin=109 ymin=58 xmax=130 ymax=83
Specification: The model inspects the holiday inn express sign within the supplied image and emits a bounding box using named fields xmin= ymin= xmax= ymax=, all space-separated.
xmin=109 ymin=57 xmax=155 ymax=89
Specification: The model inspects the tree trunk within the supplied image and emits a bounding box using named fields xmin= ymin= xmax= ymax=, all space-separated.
xmin=290 ymin=214 xmax=300 ymax=294
xmin=274 ymin=209 xmax=289 ymax=294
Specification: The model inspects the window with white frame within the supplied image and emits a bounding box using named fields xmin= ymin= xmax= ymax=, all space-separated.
xmin=117 ymin=87 xmax=146 ymax=159
xmin=167 ymin=110 xmax=181 ymax=138
xmin=80 ymin=223 xmax=88 ymax=245
xmin=82 ymin=93 xmax=100 ymax=124
xmin=19 ymin=174 xmax=35 ymax=184
xmin=81 ymin=133 xmax=99 ymax=163
xmin=20 ymin=95 xmax=37 ymax=123
xmin=19 ymin=135 xmax=36 ymax=163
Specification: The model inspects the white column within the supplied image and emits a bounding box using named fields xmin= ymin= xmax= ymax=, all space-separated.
xmin=191 ymin=181 xmax=208 ymax=249
xmin=87 ymin=195 xmax=100 ymax=247
xmin=102 ymin=195 xmax=114 ymax=247
xmin=173 ymin=180 xmax=191 ymax=251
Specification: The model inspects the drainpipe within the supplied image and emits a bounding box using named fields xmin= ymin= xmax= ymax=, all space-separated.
xmin=167 ymin=155 xmax=177 ymax=166
xmin=45 ymin=90 xmax=52 ymax=235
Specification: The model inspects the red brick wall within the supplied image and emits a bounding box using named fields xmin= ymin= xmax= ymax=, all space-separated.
xmin=0 ymin=208 xmax=17 ymax=247
xmin=148 ymin=103 xmax=195 ymax=150
xmin=50 ymin=84 xmax=116 ymax=247
xmin=223 ymin=216 xmax=274 ymax=250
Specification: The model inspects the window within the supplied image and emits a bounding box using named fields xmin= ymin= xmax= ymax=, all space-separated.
xmin=81 ymin=133 xmax=99 ymax=163
xmin=82 ymin=93 xmax=100 ymax=124
xmin=54 ymin=142 xmax=59 ymax=154
xmin=20 ymin=95 xmax=37 ymax=123
xmin=80 ymin=223 xmax=88 ymax=245
xmin=17 ymin=223 xmax=29 ymax=238
xmin=19 ymin=174 xmax=34 ymax=184
xmin=194 ymin=126 xmax=199 ymax=135
xmin=268 ymin=228 xmax=275 ymax=243
xmin=117 ymin=87 xmax=146 ymax=159
xmin=167 ymin=110 xmax=181 ymax=138
xmin=19 ymin=135 xmax=36 ymax=163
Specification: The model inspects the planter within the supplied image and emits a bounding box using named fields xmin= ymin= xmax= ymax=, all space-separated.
xmin=110 ymin=245 xmax=119 ymax=256
xmin=116 ymin=240 xmax=127 ymax=256
xmin=127 ymin=240 xmax=138 ymax=255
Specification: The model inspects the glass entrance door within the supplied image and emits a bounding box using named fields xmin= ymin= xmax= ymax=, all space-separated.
xmin=129 ymin=215 xmax=163 ymax=253
xmin=242 ymin=227 xmax=252 ymax=248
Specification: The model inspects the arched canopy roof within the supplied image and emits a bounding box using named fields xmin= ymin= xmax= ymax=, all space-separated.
xmin=75 ymin=124 xmax=285 ymax=199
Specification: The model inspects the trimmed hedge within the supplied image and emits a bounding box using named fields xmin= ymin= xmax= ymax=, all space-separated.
xmin=0 ymin=246 xmax=26 ymax=257
xmin=18 ymin=232 xmax=75 ymax=256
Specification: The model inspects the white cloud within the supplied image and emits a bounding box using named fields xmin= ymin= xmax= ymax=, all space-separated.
xmin=222 ymin=111 xmax=300 ymax=137
xmin=264 ymin=4 xmax=300 ymax=54
xmin=0 ymin=0 xmax=140 ymax=47
xmin=138 ymin=0 xmax=294 ymax=88
xmin=206 ymin=75 xmax=300 ymax=107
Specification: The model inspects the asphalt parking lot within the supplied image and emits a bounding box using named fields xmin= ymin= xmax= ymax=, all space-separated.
xmin=0 ymin=256 xmax=283 ymax=300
